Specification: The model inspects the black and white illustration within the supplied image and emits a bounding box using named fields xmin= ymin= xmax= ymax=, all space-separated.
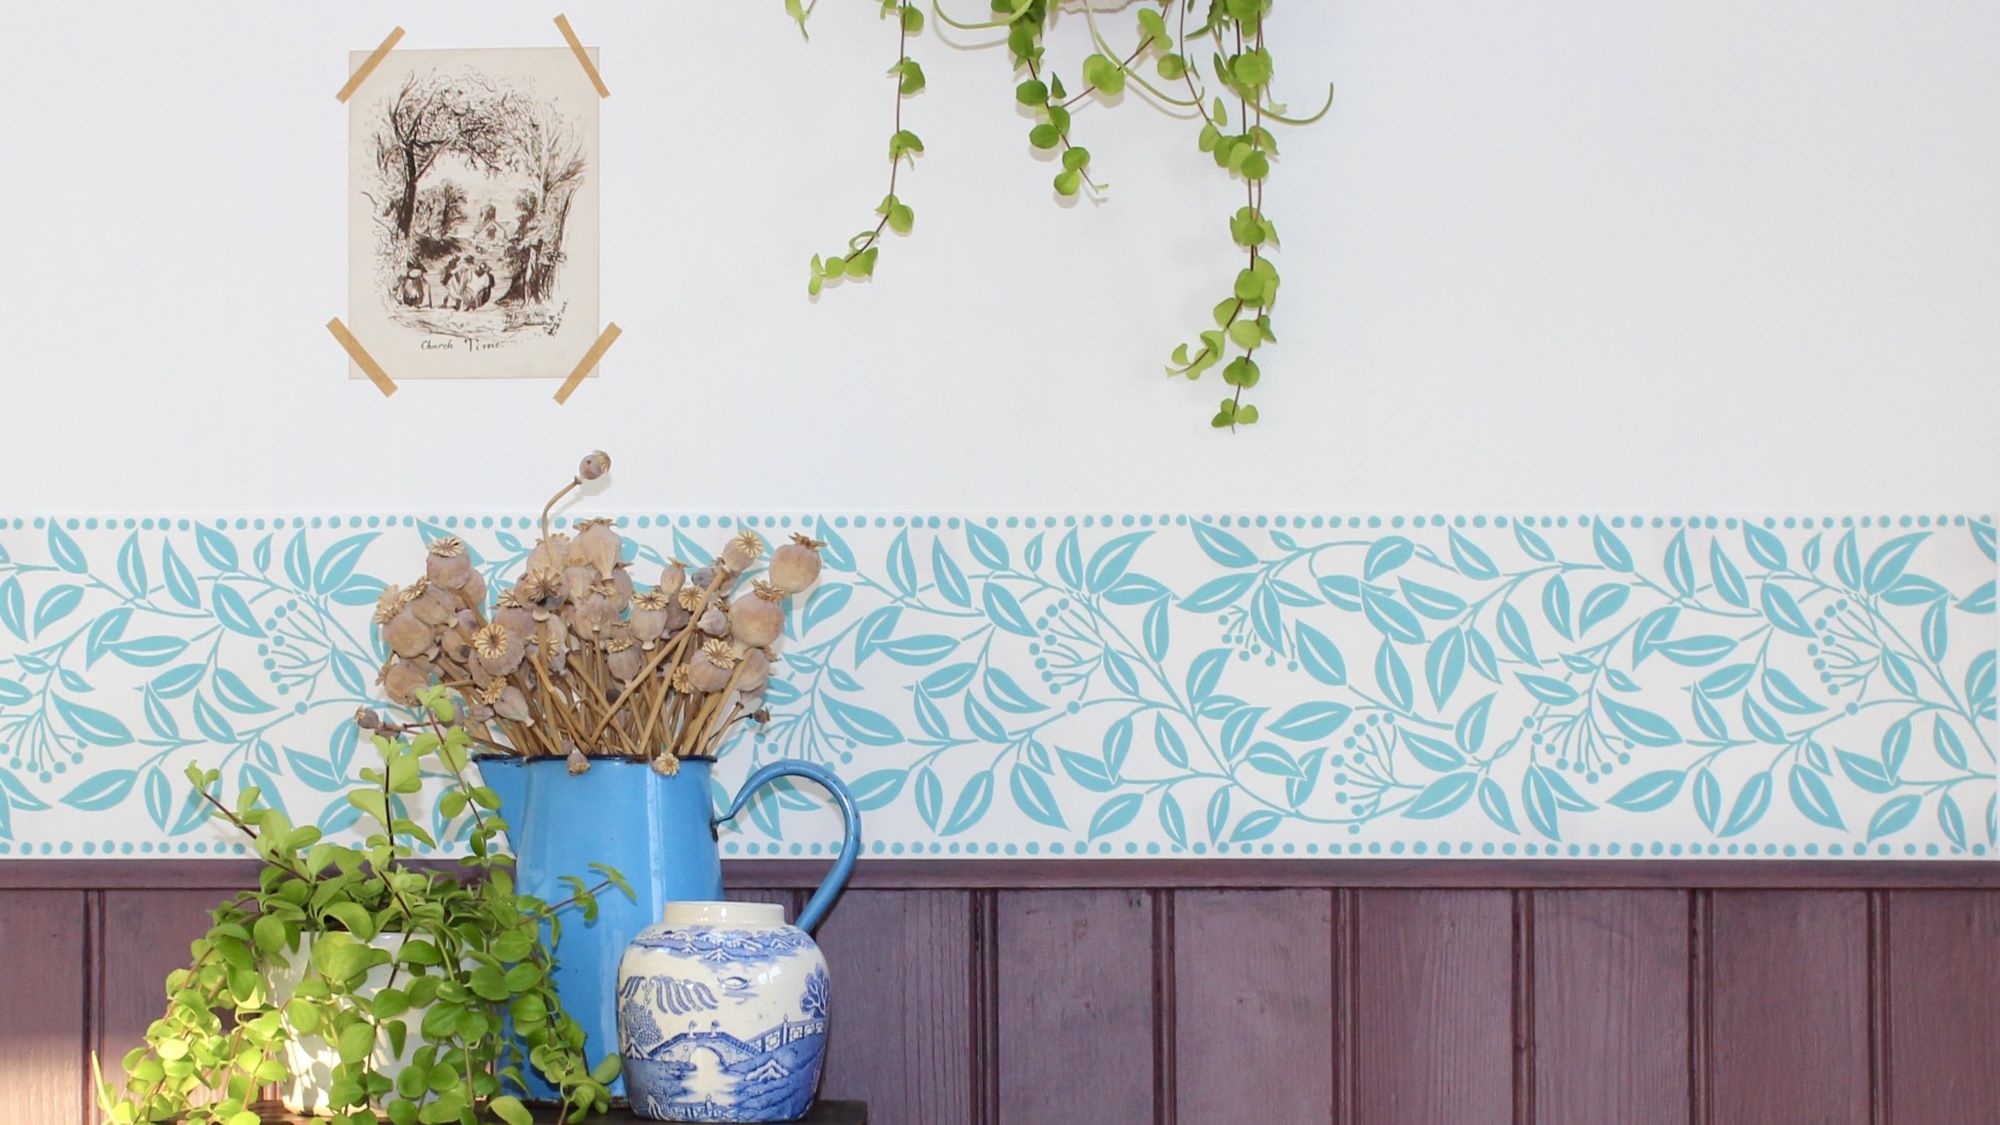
xmin=346 ymin=47 xmax=599 ymax=379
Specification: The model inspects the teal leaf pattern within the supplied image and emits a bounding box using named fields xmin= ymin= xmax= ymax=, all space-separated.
xmin=0 ymin=514 xmax=1993 ymax=860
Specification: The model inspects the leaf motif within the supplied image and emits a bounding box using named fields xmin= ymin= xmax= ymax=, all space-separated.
xmin=886 ymin=530 xmax=918 ymax=597
xmin=161 ymin=542 xmax=199 ymax=608
xmin=1106 ymin=574 xmax=1171 ymax=606
xmin=1719 ymin=772 xmax=1773 ymax=837
xmin=1465 ymin=629 xmax=1500 ymax=684
xmin=815 ymin=520 xmax=855 ymax=571
xmin=1155 ymin=719 xmax=1190 ymax=769
xmin=1246 ymin=743 xmax=1302 ymax=779
xmin=1455 ymin=694 xmax=1495 ymax=753
xmin=1229 ymin=810 xmax=1282 ymax=843
xmin=194 ymin=524 xmax=238 ymax=570
xmin=1743 ymin=523 xmax=1788 ymax=570
xmin=1665 ymin=531 xmax=1696 ymax=597
xmin=1601 ymin=696 xmax=1681 ymax=747
xmin=0 ymin=577 xmax=22 ymax=639
xmin=282 ymin=533 xmax=312 ymax=591
xmin=311 ymin=533 xmax=378 ymax=594
xmin=965 ymin=523 xmax=1010 ymax=569
xmin=116 ymin=533 xmax=149 ymax=597
xmin=1186 ymin=648 xmax=1230 ymax=705
xmin=1085 ymin=532 xmax=1150 ymax=593
xmin=1056 ymin=530 xmax=1084 ymax=589
xmin=1740 ymin=695 xmax=1786 ymax=744
xmin=1059 ymin=749 xmax=1115 ymax=792
xmin=1448 ymin=529 xmax=1498 ymax=579
xmin=1404 ymin=772 xmax=1477 ymax=818
xmin=1496 ymin=603 xmax=1538 ymax=665
xmin=1183 ymin=572 xmax=1256 ymax=613
xmin=1541 ymin=575 xmax=1573 ymax=639
xmin=881 ymin=634 xmax=957 ymax=666
xmin=941 ymin=771 xmax=994 ymax=835
xmin=1787 ymin=766 xmax=1844 ymax=830
xmin=1516 ymin=673 xmax=1578 ymax=705
xmin=825 ymin=697 xmax=902 ymax=746
xmin=1759 ymin=668 xmax=1826 ymax=715
xmin=212 ymin=668 xmax=276 ymax=714
xmin=961 ymin=695 xmax=1007 ymax=742
xmin=1362 ymin=536 xmax=1415 ymax=580
xmin=853 ymin=606 xmax=902 ymax=664
xmin=1835 ymin=529 xmax=1863 ymax=590
xmin=1591 ymin=520 xmax=1632 ymax=572
xmin=84 ymin=607 xmax=132 ymax=666
xmin=931 ymin=540 xmax=971 ymax=607
xmin=1759 ymin=583 xmax=1812 ymax=637
xmin=1362 ymin=587 xmax=1425 ymax=644
xmin=286 ymin=749 xmax=347 ymax=793
xmin=1399 ymin=579 xmax=1467 ymax=620
xmin=1939 ymin=795 xmax=1968 ymax=851
xmin=1087 ymin=793 xmax=1142 ymax=840
xmin=920 ymin=662 xmax=977 ymax=697
xmin=1837 ymin=750 xmax=1895 ymax=794
xmin=46 ymin=523 xmax=87 ymax=573
xmin=1577 ymin=583 xmax=1630 ymax=635
xmin=1522 ymin=767 xmax=1560 ymax=840
xmin=913 ymin=689 xmax=949 ymax=740
xmin=210 ymin=583 xmax=263 ymax=638
xmin=55 ymin=696 xmax=132 ymax=746
xmin=60 ymin=770 xmax=137 ymax=811
xmin=1608 ymin=770 xmax=1684 ymax=812
xmin=1880 ymin=717 xmax=1912 ymax=779
xmin=1009 ymin=765 xmax=1066 ymax=829
xmin=980 ymin=584 xmax=1034 ymax=636
xmin=1863 ymin=532 xmax=1928 ymax=594
xmin=1709 ymin=542 xmax=1749 ymax=608
xmin=1657 ymin=635 xmax=1735 ymax=667
xmin=1402 ymin=732 xmax=1465 ymax=772
xmin=1866 ymin=794 xmax=1922 ymax=842
xmin=1423 ymin=629 xmax=1466 ymax=707
xmin=1694 ymin=768 xmax=1722 ymax=831
xmin=32 ymin=585 xmax=84 ymax=635
xmin=1921 ymin=601 xmax=1949 ymax=661
xmin=1375 ymin=641 xmax=1413 ymax=712
xmin=1295 ymin=623 xmax=1346 ymax=686
xmin=1695 ymin=687 xmax=1730 ymax=737
xmin=1958 ymin=580 xmax=1996 ymax=615
xmin=193 ymin=693 xmax=235 ymax=742
xmin=1191 ymin=522 xmax=1257 ymax=568
xmin=1220 ymin=707 xmax=1266 ymax=762
xmin=1317 ymin=575 xmax=1363 ymax=611
xmin=1143 ymin=599 xmax=1170 ymax=661
xmin=1514 ymin=523 xmax=1555 ymax=562
xmin=1269 ymin=701 xmax=1353 ymax=741
xmin=1159 ymin=793 xmax=1189 ymax=848
xmin=1934 ymin=718 xmax=1968 ymax=770
xmin=1251 ymin=585 xmax=1284 ymax=650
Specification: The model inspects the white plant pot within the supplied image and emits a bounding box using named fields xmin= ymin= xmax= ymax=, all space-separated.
xmin=264 ymin=932 xmax=430 ymax=1115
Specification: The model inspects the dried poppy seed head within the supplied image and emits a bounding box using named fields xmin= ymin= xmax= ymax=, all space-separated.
xmin=427 ymin=536 xmax=467 ymax=559
xmin=723 ymin=530 xmax=765 ymax=572
xmin=384 ymin=609 xmax=435 ymax=659
xmin=700 ymin=638 xmax=739 ymax=668
xmin=353 ymin=707 xmax=381 ymax=730
xmin=729 ymin=594 xmax=783 ymax=648
xmin=373 ymin=584 xmax=405 ymax=625
xmin=651 ymin=753 xmax=680 ymax=775
xmin=578 ymin=450 xmax=611 ymax=481
xmin=769 ymin=536 xmax=824 ymax=594
xmin=676 ymin=585 xmax=708 ymax=612
xmin=475 ymin=680 xmax=507 ymax=706
xmin=567 ymin=748 xmax=593 ymax=774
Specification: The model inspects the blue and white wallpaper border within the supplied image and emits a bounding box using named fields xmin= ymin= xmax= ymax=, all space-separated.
xmin=0 ymin=512 xmax=1993 ymax=861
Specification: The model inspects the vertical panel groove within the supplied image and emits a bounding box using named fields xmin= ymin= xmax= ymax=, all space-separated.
xmin=1687 ymin=889 xmax=1712 ymax=1125
xmin=1867 ymin=890 xmax=1892 ymax=1125
xmin=1152 ymin=890 xmax=1176 ymax=1125
xmin=1334 ymin=888 xmax=1357 ymax=1124
xmin=83 ymin=888 xmax=103 ymax=1120
xmin=1511 ymin=891 xmax=1536 ymax=1125
xmin=972 ymin=889 xmax=999 ymax=1125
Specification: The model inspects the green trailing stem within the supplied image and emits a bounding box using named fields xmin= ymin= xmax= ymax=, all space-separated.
xmin=787 ymin=0 xmax=1330 ymax=429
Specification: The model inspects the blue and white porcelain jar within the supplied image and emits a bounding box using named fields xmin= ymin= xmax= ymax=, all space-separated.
xmin=616 ymin=901 xmax=831 ymax=1122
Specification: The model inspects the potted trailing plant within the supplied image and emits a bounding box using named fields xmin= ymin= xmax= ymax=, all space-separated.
xmin=365 ymin=451 xmax=863 ymax=1103
xmin=95 ymin=686 xmax=624 ymax=1125
xmin=788 ymin=0 xmax=1330 ymax=429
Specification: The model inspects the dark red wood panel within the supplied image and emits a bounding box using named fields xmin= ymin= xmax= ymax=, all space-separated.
xmin=1709 ymin=890 xmax=1869 ymax=1124
xmin=1171 ymin=888 xmax=1335 ymax=1123
xmin=0 ymin=890 xmax=88 ymax=1124
xmin=96 ymin=890 xmax=229 ymax=1089
xmin=1887 ymin=890 xmax=2000 ymax=1123
xmin=1351 ymin=890 xmax=1513 ymax=1125
xmin=1531 ymin=890 xmax=1689 ymax=1125
xmin=812 ymin=890 xmax=973 ymax=1125
xmin=995 ymin=889 xmax=1155 ymax=1124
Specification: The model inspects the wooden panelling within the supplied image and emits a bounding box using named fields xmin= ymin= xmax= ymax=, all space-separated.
xmin=995 ymin=890 xmax=1156 ymax=1124
xmin=7 ymin=861 xmax=2000 ymax=1125
xmin=812 ymin=891 xmax=974 ymax=1125
xmin=1171 ymin=888 xmax=1335 ymax=1124
xmin=1887 ymin=890 xmax=2000 ymax=1124
xmin=1530 ymin=890 xmax=1689 ymax=1125
xmin=1351 ymin=889 xmax=1513 ymax=1125
xmin=95 ymin=890 xmax=234 ymax=1089
xmin=1709 ymin=890 xmax=1870 ymax=1124
xmin=0 ymin=890 xmax=88 ymax=1124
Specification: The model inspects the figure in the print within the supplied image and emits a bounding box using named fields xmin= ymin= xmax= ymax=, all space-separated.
xmin=361 ymin=61 xmax=590 ymax=346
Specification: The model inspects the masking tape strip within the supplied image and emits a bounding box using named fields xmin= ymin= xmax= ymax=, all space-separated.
xmin=336 ymin=27 xmax=406 ymax=103
xmin=554 ymin=323 xmax=622 ymax=404
xmin=326 ymin=318 xmax=398 ymax=397
xmin=554 ymin=14 xmax=609 ymax=97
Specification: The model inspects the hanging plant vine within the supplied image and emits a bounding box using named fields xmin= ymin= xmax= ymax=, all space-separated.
xmin=785 ymin=0 xmax=1331 ymax=429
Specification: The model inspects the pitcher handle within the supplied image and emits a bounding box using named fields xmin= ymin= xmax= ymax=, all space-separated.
xmin=715 ymin=760 xmax=861 ymax=934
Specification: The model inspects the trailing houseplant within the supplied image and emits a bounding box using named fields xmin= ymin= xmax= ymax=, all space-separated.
xmin=95 ymin=687 xmax=625 ymax=1125
xmin=788 ymin=0 xmax=1331 ymax=429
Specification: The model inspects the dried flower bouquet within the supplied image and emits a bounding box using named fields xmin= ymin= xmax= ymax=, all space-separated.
xmin=363 ymin=452 xmax=822 ymax=774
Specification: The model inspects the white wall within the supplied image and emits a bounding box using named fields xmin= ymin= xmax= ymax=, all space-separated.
xmin=4 ymin=1 xmax=1996 ymax=515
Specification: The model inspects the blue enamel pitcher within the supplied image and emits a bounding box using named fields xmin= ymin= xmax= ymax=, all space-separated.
xmin=477 ymin=756 xmax=860 ymax=1101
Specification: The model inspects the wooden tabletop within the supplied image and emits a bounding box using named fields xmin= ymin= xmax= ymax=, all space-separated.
xmin=245 ymin=1100 xmax=867 ymax=1123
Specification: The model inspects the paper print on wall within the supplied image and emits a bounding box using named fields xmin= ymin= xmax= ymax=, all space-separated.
xmin=347 ymin=48 xmax=599 ymax=379
xmin=0 ymin=514 xmax=1992 ymax=861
